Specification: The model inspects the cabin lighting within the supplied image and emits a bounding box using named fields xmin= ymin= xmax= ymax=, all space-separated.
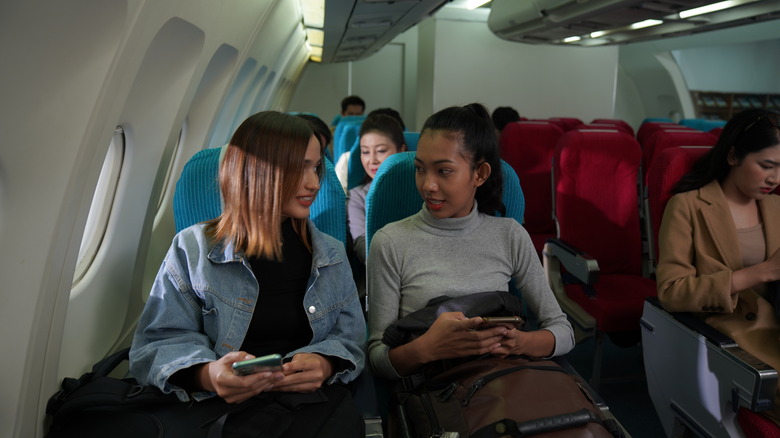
xmin=590 ymin=30 xmax=608 ymax=38
xmin=629 ymin=19 xmax=663 ymax=29
xmin=465 ymin=0 xmax=492 ymax=9
xmin=563 ymin=36 xmax=582 ymax=43
xmin=306 ymin=28 xmax=324 ymax=46
xmin=301 ymin=0 xmax=324 ymax=29
xmin=308 ymin=45 xmax=323 ymax=57
xmin=310 ymin=55 xmax=322 ymax=63
xmin=678 ymin=0 xmax=741 ymax=18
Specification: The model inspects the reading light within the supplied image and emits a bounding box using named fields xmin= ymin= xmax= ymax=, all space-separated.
xmin=679 ymin=0 xmax=741 ymax=18
xmin=306 ymin=28 xmax=324 ymax=46
xmin=301 ymin=0 xmax=324 ymax=29
xmin=465 ymin=0 xmax=492 ymax=9
xmin=629 ymin=19 xmax=663 ymax=29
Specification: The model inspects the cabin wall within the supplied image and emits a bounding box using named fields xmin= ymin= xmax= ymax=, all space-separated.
xmin=0 ymin=1 xmax=309 ymax=437
xmin=616 ymin=19 xmax=780 ymax=128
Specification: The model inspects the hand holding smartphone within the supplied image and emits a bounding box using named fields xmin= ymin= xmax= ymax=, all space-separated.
xmin=231 ymin=353 xmax=284 ymax=376
xmin=479 ymin=316 xmax=525 ymax=330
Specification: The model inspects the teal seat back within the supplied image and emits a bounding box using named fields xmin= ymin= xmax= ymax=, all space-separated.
xmin=173 ymin=146 xmax=346 ymax=245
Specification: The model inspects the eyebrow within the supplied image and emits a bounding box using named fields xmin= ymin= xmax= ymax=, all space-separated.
xmin=414 ymin=158 xmax=455 ymax=165
xmin=761 ymin=159 xmax=780 ymax=166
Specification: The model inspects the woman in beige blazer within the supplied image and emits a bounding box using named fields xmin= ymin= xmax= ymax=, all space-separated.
xmin=657 ymin=108 xmax=780 ymax=425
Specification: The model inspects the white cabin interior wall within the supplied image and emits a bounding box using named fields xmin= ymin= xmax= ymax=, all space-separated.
xmin=616 ymin=19 xmax=780 ymax=126
xmin=288 ymin=27 xmax=419 ymax=130
xmin=425 ymin=12 xmax=620 ymax=124
xmin=0 ymin=0 xmax=308 ymax=436
xmin=672 ymin=39 xmax=780 ymax=94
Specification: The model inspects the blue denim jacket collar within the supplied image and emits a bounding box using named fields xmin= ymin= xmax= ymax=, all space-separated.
xmin=207 ymin=219 xmax=342 ymax=269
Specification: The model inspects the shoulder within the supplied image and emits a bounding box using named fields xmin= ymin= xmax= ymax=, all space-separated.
xmin=480 ymin=214 xmax=528 ymax=238
xmin=309 ymin=220 xmax=348 ymax=261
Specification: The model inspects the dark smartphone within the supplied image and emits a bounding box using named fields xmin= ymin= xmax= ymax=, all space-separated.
xmin=231 ymin=353 xmax=284 ymax=376
xmin=480 ymin=316 xmax=525 ymax=329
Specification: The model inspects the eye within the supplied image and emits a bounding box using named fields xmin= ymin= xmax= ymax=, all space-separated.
xmin=361 ymin=149 xmax=369 ymax=155
xmin=439 ymin=168 xmax=453 ymax=175
xmin=414 ymin=165 xmax=424 ymax=173
xmin=760 ymin=164 xmax=773 ymax=170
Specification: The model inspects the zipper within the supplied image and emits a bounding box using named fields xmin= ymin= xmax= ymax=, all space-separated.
xmin=421 ymin=392 xmax=446 ymax=438
xmin=460 ymin=364 xmax=567 ymax=406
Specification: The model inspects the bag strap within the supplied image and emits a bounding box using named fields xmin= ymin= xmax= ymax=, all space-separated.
xmin=471 ymin=408 xmax=625 ymax=438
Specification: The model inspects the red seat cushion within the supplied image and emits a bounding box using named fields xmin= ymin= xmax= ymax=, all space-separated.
xmin=564 ymin=274 xmax=657 ymax=333
xmin=738 ymin=407 xmax=780 ymax=438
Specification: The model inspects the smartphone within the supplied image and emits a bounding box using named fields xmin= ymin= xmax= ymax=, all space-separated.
xmin=480 ymin=316 xmax=525 ymax=329
xmin=232 ymin=353 xmax=284 ymax=376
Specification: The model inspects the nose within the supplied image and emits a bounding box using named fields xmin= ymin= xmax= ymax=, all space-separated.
xmin=422 ymin=173 xmax=438 ymax=193
xmin=304 ymin=169 xmax=320 ymax=192
xmin=369 ymin=151 xmax=380 ymax=164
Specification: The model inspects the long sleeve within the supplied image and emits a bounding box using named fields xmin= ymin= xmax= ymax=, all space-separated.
xmin=656 ymin=193 xmax=737 ymax=313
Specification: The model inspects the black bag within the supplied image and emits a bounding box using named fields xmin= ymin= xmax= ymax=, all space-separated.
xmin=383 ymin=292 xmax=623 ymax=438
xmin=46 ymin=348 xmax=364 ymax=438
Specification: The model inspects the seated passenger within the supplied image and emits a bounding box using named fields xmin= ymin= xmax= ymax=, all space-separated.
xmin=297 ymin=113 xmax=332 ymax=159
xmin=367 ymin=103 xmax=574 ymax=379
xmin=347 ymin=114 xmax=406 ymax=263
xmin=657 ymin=108 xmax=780 ymax=426
xmin=130 ymin=111 xmax=366 ymax=435
xmin=367 ymin=107 xmax=405 ymax=131
xmin=491 ymin=105 xmax=521 ymax=136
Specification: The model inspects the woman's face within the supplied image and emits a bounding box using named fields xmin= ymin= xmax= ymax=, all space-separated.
xmin=414 ymin=130 xmax=488 ymax=219
xmin=723 ymin=143 xmax=780 ymax=203
xmin=281 ymin=135 xmax=321 ymax=219
xmin=360 ymin=132 xmax=401 ymax=180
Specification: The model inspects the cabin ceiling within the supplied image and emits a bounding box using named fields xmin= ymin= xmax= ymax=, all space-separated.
xmin=319 ymin=0 xmax=780 ymax=62
xmin=488 ymin=0 xmax=780 ymax=46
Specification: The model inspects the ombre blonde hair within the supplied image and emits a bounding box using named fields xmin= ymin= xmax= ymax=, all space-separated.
xmin=206 ymin=111 xmax=320 ymax=260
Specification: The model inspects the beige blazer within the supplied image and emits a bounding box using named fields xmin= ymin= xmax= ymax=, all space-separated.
xmin=657 ymin=180 xmax=780 ymax=378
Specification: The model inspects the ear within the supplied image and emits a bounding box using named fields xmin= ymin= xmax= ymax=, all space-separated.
xmin=400 ymin=143 xmax=408 ymax=152
xmin=727 ymin=147 xmax=738 ymax=166
xmin=474 ymin=162 xmax=491 ymax=187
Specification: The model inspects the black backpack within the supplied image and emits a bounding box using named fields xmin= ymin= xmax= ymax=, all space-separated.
xmin=45 ymin=348 xmax=238 ymax=438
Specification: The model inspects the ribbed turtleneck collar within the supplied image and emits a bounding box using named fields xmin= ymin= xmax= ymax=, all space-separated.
xmin=416 ymin=200 xmax=484 ymax=236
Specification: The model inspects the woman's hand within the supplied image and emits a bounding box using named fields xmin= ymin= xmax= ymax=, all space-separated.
xmin=270 ymin=353 xmax=334 ymax=393
xmin=492 ymin=328 xmax=556 ymax=358
xmin=417 ymin=312 xmax=507 ymax=362
xmin=197 ymin=351 xmax=285 ymax=404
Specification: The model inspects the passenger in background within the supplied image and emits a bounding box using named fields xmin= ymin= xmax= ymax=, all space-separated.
xmin=297 ymin=113 xmax=333 ymax=159
xmin=332 ymin=95 xmax=366 ymax=128
xmin=657 ymin=108 xmax=780 ymax=426
xmin=348 ymin=114 xmax=407 ymax=264
xmin=130 ymin=111 xmax=365 ymax=435
xmin=366 ymin=107 xmax=405 ymax=131
xmin=367 ymin=103 xmax=573 ymax=379
xmin=491 ymin=106 xmax=521 ymax=136
xmin=341 ymin=95 xmax=365 ymax=117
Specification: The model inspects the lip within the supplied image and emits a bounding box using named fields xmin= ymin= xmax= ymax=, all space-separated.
xmin=296 ymin=196 xmax=314 ymax=207
xmin=426 ymin=198 xmax=444 ymax=211
xmin=760 ymin=187 xmax=774 ymax=194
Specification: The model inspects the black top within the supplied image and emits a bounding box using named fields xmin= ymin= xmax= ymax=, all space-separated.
xmin=241 ymin=219 xmax=314 ymax=357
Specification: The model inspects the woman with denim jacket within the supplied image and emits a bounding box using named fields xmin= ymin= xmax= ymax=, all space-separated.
xmin=129 ymin=112 xmax=365 ymax=434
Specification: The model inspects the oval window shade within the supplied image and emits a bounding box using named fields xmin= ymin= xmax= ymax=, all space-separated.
xmin=73 ymin=127 xmax=125 ymax=285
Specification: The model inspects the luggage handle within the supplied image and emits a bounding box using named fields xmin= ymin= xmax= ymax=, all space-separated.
xmin=472 ymin=408 xmax=624 ymax=438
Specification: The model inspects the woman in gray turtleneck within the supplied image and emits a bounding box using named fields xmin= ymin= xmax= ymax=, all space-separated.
xmin=367 ymin=104 xmax=574 ymax=380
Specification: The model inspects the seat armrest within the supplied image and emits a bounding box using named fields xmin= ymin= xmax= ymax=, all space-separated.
xmin=543 ymin=238 xmax=600 ymax=285
xmin=645 ymin=297 xmax=736 ymax=348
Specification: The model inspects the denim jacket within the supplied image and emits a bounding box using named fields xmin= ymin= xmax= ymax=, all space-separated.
xmin=129 ymin=220 xmax=366 ymax=402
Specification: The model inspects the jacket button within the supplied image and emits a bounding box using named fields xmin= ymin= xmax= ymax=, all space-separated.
xmin=746 ymin=312 xmax=756 ymax=321
xmin=308 ymin=306 xmax=316 ymax=314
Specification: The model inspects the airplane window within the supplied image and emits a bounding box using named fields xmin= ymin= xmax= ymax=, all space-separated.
xmin=72 ymin=127 xmax=125 ymax=285
xmin=156 ymin=121 xmax=185 ymax=211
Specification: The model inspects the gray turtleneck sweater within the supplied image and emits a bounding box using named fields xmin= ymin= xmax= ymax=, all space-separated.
xmin=366 ymin=203 xmax=574 ymax=379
